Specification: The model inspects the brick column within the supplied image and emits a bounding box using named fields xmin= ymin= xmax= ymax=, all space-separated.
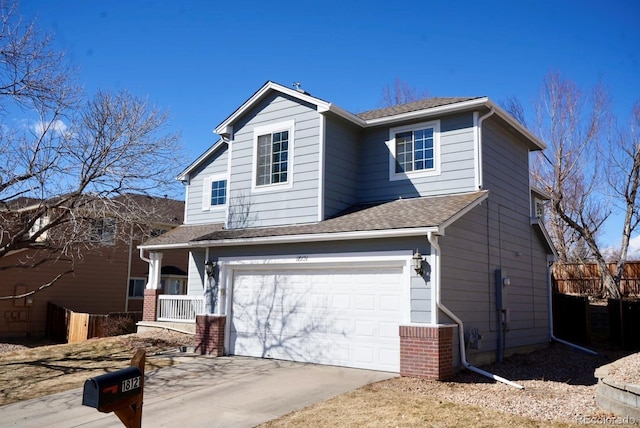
xmin=195 ymin=315 xmax=226 ymax=356
xmin=143 ymin=289 xmax=161 ymax=322
xmin=399 ymin=324 xmax=456 ymax=380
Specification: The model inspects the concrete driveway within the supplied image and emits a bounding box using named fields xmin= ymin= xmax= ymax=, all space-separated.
xmin=0 ymin=355 xmax=397 ymax=427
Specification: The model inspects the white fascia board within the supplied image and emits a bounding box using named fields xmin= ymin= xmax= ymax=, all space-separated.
xmin=490 ymin=102 xmax=546 ymax=150
xmin=214 ymin=81 xmax=331 ymax=136
xmin=187 ymin=226 xmax=440 ymax=248
xmin=531 ymin=218 xmax=558 ymax=258
xmin=531 ymin=186 xmax=552 ymax=200
xmin=137 ymin=242 xmax=193 ymax=251
xmin=325 ymin=104 xmax=366 ymax=126
xmin=438 ymin=191 xmax=489 ymax=233
xmin=177 ymin=139 xmax=227 ymax=181
xmin=362 ymin=98 xmax=490 ymax=127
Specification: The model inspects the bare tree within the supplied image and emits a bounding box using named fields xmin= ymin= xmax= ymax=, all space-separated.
xmin=0 ymin=2 xmax=182 ymax=299
xmin=380 ymin=77 xmax=429 ymax=107
xmin=529 ymin=70 xmax=640 ymax=299
xmin=607 ymin=101 xmax=640 ymax=289
xmin=501 ymin=96 xmax=527 ymax=127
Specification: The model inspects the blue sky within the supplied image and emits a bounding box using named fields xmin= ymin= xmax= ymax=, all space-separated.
xmin=18 ymin=0 xmax=640 ymax=246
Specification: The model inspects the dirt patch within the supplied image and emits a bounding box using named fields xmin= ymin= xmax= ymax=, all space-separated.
xmin=0 ymin=330 xmax=194 ymax=406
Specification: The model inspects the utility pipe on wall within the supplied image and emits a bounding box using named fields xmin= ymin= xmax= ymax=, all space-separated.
xmin=427 ymin=232 xmax=524 ymax=389
xmin=474 ymin=107 xmax=495 ymax=189
xmin=546 ymin=260 xmax=598 ymax=355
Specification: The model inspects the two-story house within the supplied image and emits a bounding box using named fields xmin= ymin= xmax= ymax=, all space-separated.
xmin=139 ymin=81 xmax=555 ymax=380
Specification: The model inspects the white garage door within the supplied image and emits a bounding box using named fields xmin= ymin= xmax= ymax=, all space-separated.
xmin=229 ymin=266 xmax=403 ymax=372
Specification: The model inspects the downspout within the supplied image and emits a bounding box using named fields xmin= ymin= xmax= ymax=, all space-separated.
xmin=139 ymin=248 xmax=151 ymax=264
xmin=475 ymin=107 xmax=495 ymax=190
xmin=546 ymin=259 xmax=598 ymax=355
xmin=428 ymin=231 xmax=524 ymax=389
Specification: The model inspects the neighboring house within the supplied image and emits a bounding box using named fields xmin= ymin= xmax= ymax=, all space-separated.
xmin=139 ymin=81 xmax=556 ymax=379
xmin=0 ymin=194 xmax=187 ymax=337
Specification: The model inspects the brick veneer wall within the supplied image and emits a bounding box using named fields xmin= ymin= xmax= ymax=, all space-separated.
xmin=142 ymin=289 xmax=161 ymax=322
xmin=195 ymin=315 xmax=226 ymax=356
xmin=399 ymin=324 xmax=456 ymax=380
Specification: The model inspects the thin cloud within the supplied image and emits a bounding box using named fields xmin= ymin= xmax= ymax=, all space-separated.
xmin=33 ymin=119 xmax=69 ymax=137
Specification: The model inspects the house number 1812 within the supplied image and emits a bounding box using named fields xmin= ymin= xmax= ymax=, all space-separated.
xmin=296 ymin=256 xmax=308 ymax=262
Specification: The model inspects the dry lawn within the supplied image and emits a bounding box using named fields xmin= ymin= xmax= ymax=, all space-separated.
xmin=0 ymin=331 xmax=193 ymax=406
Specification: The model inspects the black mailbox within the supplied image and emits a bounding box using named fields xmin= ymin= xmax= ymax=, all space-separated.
xmin=82 ymin=366 xmax=143 ymax=411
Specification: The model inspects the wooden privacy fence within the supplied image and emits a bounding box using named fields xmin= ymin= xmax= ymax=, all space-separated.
xmin=46 ymin=302 xmax=142 ymax=343
xmin=552 ymin=262 xmax=640 ymax=296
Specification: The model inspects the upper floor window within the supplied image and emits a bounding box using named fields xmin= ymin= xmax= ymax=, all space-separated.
xmin=90 ymin=218 xmax=116 ymax=245
xmin=211 ymin=179 xmax=227 ymax=206
xmin=388 ymin=120 xmax=440 ymax=181
xmin=252 ymin=120 xmax=295 ymax=191
xmin=202 ymin=175 xmax=227 ymax=211
xmin=28 ymin=215 xmax=49 ymax=242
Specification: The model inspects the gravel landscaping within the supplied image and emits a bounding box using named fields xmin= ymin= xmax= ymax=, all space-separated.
xmin=383 ymin=343 xmax=638 ymax=425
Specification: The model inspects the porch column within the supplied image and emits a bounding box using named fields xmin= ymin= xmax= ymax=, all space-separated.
xmin=142 ymin=251 xmax=163 ymax=322
xmin=147 ymin=252 xmax=163 ymax=290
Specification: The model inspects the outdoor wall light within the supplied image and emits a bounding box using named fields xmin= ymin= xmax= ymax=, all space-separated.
xmin=204 ymin=260 xmax=217 ymax=277
xmin=412 ymin=249 xmax=424 ymax=276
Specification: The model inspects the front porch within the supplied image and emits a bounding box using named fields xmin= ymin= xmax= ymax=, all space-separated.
xmin=137 ymin=294 xmax=205 ymax=333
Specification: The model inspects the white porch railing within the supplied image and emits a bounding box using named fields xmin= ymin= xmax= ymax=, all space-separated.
xmin=157 ymin=295 xmax=205 ymax=322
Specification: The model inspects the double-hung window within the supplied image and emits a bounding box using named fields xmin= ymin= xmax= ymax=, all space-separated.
xmin=202 ymin=175 xmax=227 ymax=211
xmin=89 ymin=218 xmax=116 ymax=245
xmin=388 ymin=120 xmax=440 ymax=181
xmin=252 ymin=120 xmax=294 ymax=190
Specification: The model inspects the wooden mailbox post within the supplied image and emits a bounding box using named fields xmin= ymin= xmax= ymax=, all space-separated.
xmin=82 ymin=349 xmax=146 ymax=428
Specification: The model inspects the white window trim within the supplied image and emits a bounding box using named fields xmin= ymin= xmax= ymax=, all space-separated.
xmin=251 ymin=119 xmax=295 ymax=192
xmin=202 ymin=174 xmax=229 ymax=211
xmin=386 ymin=120 xmax=441 ymax=182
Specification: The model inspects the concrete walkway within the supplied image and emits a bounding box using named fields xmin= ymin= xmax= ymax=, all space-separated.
xmin=0 ymin=355 xmax=397 ymax=427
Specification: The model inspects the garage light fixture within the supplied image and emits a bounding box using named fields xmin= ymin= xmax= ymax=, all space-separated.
xmin=204 ymin=260 xmax=217 ymax=277
xmin=412 ymin=249 xmax=424 ymax=276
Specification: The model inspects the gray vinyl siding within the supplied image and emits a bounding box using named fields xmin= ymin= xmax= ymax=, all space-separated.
xmin=323 ymin=114 xmax=361 ymax=218
xmin=185 ymin=144 xmax=229 ymax=225
xmin=359 ymin=113 xmax=476 ymax=203
xmin=186 ymin=236 xmax=431 ymax=321
xmin=439 ymin=117 xmax=550 ymax=363
xmin=227 ymin=93 xmax=320 ymax=228
xmin=187 ymin=249 xmax=206 ymax=295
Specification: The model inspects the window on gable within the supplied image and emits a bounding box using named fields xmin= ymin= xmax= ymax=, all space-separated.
xmin=211 ymin=179 xmax=227 ymax=206
xmin=257 ymin=130 xmax=289 ymax=185
xmin=252 ymin=120 xmax=294 ymax=190
xmin=388 ymin=120 xmax=440 ymax=181
xmin=202 ymin=175 xmax=228 ymax=211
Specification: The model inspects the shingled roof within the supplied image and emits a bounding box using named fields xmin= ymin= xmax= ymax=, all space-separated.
xmin=356 ymin=97 xmax=484 ymax=121
xmin=140 ymin=191 xmax=488 ymax=249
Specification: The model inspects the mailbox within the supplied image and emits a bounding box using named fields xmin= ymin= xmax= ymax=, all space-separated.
xmin=82 ymin=366 xmax=143 ymax=411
